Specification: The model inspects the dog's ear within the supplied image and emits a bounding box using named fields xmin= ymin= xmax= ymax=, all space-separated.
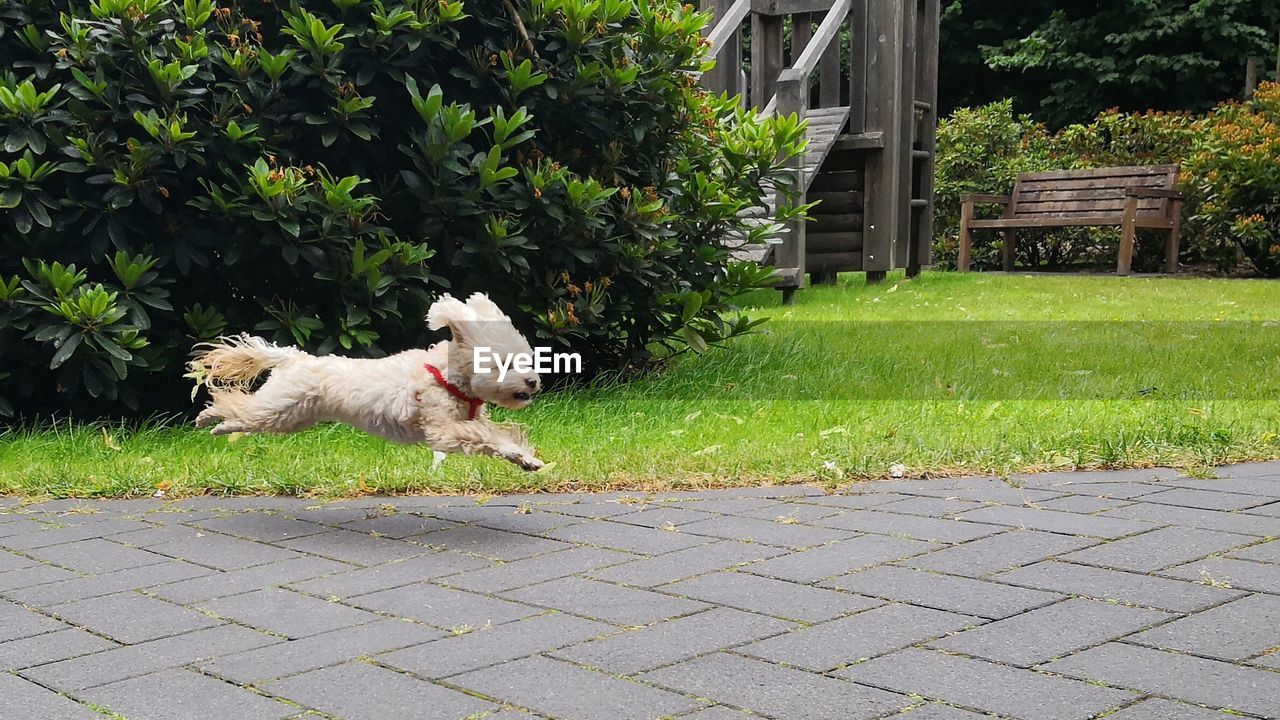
xmin=427 ymin=294 xmax=480 ymax=340
xmin=465 ymin=293 xmax=511 ymax=322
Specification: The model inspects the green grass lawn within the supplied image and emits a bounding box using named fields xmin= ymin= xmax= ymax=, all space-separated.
xmin=4 ymin=271 xmax=1280 ymax=498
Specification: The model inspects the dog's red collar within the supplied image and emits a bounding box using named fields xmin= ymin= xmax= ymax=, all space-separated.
xmin=425 ymin=363 xmax=484 ymax=420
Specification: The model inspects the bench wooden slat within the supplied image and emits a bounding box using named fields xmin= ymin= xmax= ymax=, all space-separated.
xmin=968 ymin=216 xmax=1175 ymax=229
xmin=1016 ymin=164 xmax=1178 ymax=181
xmin=1013 ymin=200 xmax=1166 ymax=214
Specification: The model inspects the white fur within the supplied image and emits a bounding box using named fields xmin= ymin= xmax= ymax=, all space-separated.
xmin=190 ymin=293 xmax=544 ymax=471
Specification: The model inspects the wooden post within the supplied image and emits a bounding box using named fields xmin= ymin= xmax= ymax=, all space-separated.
xmin=1245 ymin=57 xmax=1259 ymax=97
xmin=775 ymin=70 xmax=809 ymax=296
xmin=819 ymin=10 xmax=843 ymax=108
xmin=751 ymin=13 xmax=784 ymax=109
xmin=847 ymin=0 xmax=867 ymax=133
xmin=792 ymin=12 xmax=813 ymax=62
xmin=700 ymin=0 xmax=742 ymax=97
xmin=908 ymin=0 xmax=940 ymax=276
xmin=861 ymin=0 xmax=911 ymax=281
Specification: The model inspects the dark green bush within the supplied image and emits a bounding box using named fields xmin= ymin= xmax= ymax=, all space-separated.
xmin=0 ymin=0 xmax=804 ymax=416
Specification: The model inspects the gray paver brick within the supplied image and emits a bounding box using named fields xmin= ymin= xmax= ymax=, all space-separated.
xmin=1161 ymin=556 xmax=1280 ymax=593
xmin=1168 ymin=476 xmax=1280 ymax=497
xmin=504 ymin=577 xmax=709 ymax=625
xmin=0 ymin=627 xmax=117 ymax=671
xmin=873 ymin=496 xmax=983 ymax=517
xmin=1036 ymin=495 xmax=1133 ymax=514
xmin=554 ymin=607 xmax=794 ymax=674
xmin=194 ymin=514 xmax=328 ymax=542
xmin=0 ymin=518 xmax=150 ymax=550
xmin=1102 ymin=698 xmax=1236 ymax=719
xmin=610 ymin=506 xmax=717 ymax=528
xmin=825 ymin=565 xmax=1064 ymax=619
xmin=443 ymin=546 xmax=635 ymax=593
xmin=349 ymin=581 xmax=541 ymax=628
xmin=993 ymin=561 xmax=1245 ymax=612
xmin=450 ymin=655 xmax=700 ymax=720
xmin=930 ymin=597 xmax=1170 ymax=666
xmin=1045 ymin=642 xmax=1280 ymax=717
xmin=744 ymin=534 xmax=936 ymax=583
xmin=675 ymin=708 xmax=755 ymax=720
xmin=0 ymin=548 xmax=34 ymax=572
xmin=544 ymin=520 xmax=711 ymax=556
xmin=379 ymin=613 xmax=613 ymax=679
xmin=265 ymin=661 xmax=492 ymax=720
xmin=146 ymin=532 xmax=303 ymax=570
xmin=200 ymin=618 xmax=443 ymax=684
xmin=1246 ymin=500 xmax=1280 ymax=517
xmin=23 ymin=624 xmax=279 ymax=690
xmin=798 ymin=492 xmax=914 ymax=509
xmin=900 ymin=529 xmax=1098 ymax=577
xmin=0 ymin=563 xmax=79 ymax=593
xmin=588 ymin=540 xmax=786 ymax=588
xmin=79 ymin=668 xmax=293 ymax=720
xmin=739 ymin=603 xmax=975 ymax=671
xmin=904 ymin=484 xmax=1065 ymax=506
xmin=417 ymin=525 xmax=574 ymax=560
xmin=813 ymin=510 xmax=1003 ymax=544
xmin=337 ymin=512 xmax=458 ymax=538
xmin=660 ymin=570 xmax=881 ymax=622
xmin=1102 ymin=502 xmax=1279 ymax=536
xmin=50 ymin=591 xmax=219 ymax=643
xmin=891 ymin=705 xmax=991 ymax=719
xmin=737 ymin=501 xmax=846 ymax=522
xmin=640 ymin=652 xmax=909 ymax=720
xmin=286 ymin=552 xmax=492 ymax=599
xmin=1058 ymin=526 xmax=1253 ymax=573
xmin=1142 ymin=487 xmax=1274 ymax=511
xmin=1231 ymin=539 xmax=1279 ymax=563
xmin=200 ymin=588 xmax=379 ymax=638
xmin=149 ymin=556 xmax=350 ymax=604
xmin=0 ymin=598 xmax=66 ymax=641
xmin=1129 ymin=593 xmax=1280 ymax=660
xmin=956 ymin=505 xmax=1154 ymax=538
xmin=279 ymin=528 xmax=435 ymax=566
xmin=0 ymin=672 xmax=102 ymax=720
xmin=1043 ymin=481 xmax=1167 ymax=500
xmin=24 ymin=538 xmax=167 ymax=574
xmin=677 ymin=514 xmax=853 ymax=549
xmin=841 ymin=647 xmax=1136 ymax=720
xmin=4 ymin=560 xmax=215 ymax=607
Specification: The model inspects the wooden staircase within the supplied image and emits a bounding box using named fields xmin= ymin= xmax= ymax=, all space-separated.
xmin=701 ymin=0 xmax=940 ymax=299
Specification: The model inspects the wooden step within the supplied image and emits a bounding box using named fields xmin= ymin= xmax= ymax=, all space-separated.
xmin=809 ymin=191 xmax=864 ymax=213
xmin=809 ymin=213 xmax=863 ymax=232
xmin=809 ymin=170 xmax=864 ymax=193
xmin=808 ymin=231 xmax=864 ymax=253
xmin=806 ymin=251 xmax=863 ymax=273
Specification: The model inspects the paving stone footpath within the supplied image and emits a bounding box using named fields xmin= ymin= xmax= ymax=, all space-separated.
xmin=2 ymin=463 xmax=1278 ymax=720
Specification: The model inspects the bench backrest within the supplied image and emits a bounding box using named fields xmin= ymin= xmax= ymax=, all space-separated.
xmin=1010 ymin=165 xmax=1179 ymax=220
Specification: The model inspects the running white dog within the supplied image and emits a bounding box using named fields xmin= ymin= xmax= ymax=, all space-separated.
xmin=190 ymin=293 xmax=544 ymax=471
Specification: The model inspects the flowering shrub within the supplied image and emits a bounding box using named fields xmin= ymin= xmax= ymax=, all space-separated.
xmin=1183 ymin=82 xmax=1280 ymax=277
xmin=0 ymin=0 xmax=804 ymax=416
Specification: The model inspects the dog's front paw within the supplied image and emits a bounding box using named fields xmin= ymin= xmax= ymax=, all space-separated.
xmin=517 ymin=455 xmax=545 ymax=472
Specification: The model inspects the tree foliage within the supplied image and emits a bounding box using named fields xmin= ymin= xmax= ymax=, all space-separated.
xmin=942 ymin=0 xmax=1280 ymax=126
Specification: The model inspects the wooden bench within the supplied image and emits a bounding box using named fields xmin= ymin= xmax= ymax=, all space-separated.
xmin=957 ymin=164 xmax=1184 ymax=275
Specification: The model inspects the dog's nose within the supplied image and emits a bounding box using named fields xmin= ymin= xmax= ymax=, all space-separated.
xmin=525 ymin=377 xmax=539 ymax=390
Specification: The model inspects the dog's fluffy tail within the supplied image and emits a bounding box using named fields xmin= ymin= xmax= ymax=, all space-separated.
xmin=190 ymin=335 xmax=302 ymax=391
